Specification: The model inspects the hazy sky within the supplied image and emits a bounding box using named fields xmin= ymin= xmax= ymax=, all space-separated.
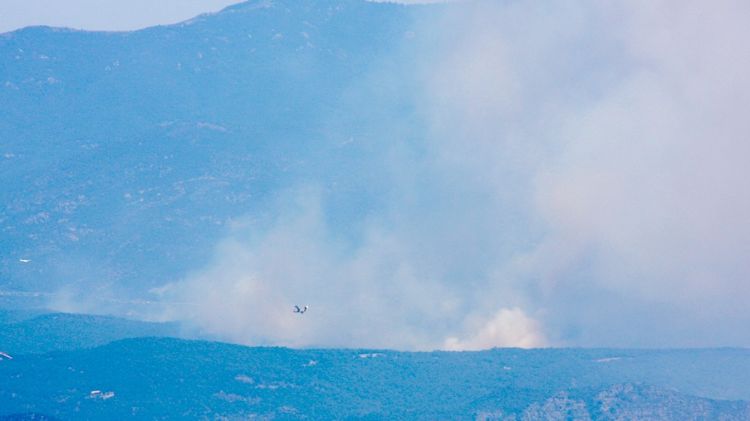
xmin=0 ymin=0 xmax=243 ymax=33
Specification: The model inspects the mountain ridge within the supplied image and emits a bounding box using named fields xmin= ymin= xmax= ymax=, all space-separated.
xmin=2 ymin=336 xmax=750 ymax=419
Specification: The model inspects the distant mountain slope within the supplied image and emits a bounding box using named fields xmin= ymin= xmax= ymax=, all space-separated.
xmin=0 ymin=311 xmax=182 ymax=354
xmin=0 ymin=0 xmax=425 ymax=300
xmin=0 ymin=414 xmax=61 ymax=421
xmin=0 ymin=338 xmax=749 ymax=419
xmin=0 ymin=309 xmax=43 ymax=325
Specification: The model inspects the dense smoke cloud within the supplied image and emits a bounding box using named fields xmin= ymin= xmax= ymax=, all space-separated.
xmin=163 ymin=0 xmax=750 ymax=349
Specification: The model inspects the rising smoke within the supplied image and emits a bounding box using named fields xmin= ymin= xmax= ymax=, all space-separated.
xmin=161 ymin=0 xmax=750 ymax=349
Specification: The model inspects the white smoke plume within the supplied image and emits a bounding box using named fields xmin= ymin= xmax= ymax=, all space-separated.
xmin=444 ymin=308 xmax=547 ymax=350
xmin=162 ymin=0 xmax=750 ymax=349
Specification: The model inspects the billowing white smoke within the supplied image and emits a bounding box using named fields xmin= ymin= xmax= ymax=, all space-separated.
xmin=444 ymin=308 xmax=546 ymax=350
xmin=162 ymin=0 xmax=750 ymax=349
xmin=529 ymin=0 xmax=750 ymax=345
xmin=160 ymin=186 xmax=497 ymax=350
